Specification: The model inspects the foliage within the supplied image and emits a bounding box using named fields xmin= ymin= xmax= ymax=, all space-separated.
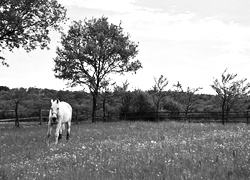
xmin=0 ymin=88 xmax=89 ymax=122
xmin=0 ymin=0 xmax=67 ymax=66
xmin=162 ymin=97 xmax=183 ymax=112
xmin=1 ymin=122 xmax=250 ymax=179
xmin=162 ymin=97 xmax=183 ymax=119
xmin=54 ymin=16 xmax=142 ymax=122
xmin=0 ymin=83 xmax=250 ymax=123
xmin=0 ymin=86 xmax=10 ymax=91
xmin=131 ymin=90 xmax=154 ymax=114
xmin=114 ymin=80 xmax=133 ymax=114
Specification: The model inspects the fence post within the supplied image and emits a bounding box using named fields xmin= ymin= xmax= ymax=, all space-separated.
xmin=39 ymin=109 xmax=42 ymax=125
xmin=188 ymin=115 xmax=191 ymax=123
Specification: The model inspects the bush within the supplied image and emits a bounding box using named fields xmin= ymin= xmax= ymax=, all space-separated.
xmin=162 ymin=98 xmax=183 ymax=120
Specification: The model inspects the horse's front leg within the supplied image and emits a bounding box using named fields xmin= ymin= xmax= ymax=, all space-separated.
xmin=55 ymin=121 xmax=62 ymax=144
xmin=47 ymin=118 xmax=52 ymax=138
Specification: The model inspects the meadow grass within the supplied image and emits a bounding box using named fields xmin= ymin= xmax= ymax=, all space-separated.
xmin=0 ymin=121 xmax=250 ymax=179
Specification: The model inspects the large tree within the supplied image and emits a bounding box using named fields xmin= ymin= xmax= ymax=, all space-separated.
xmin=0 ymin=0 xmax=67 ymax=66
xmin=54 ymin=17 xmax=142 ymax=122
xmin=211 ymin=69 xmax=250 ymax=124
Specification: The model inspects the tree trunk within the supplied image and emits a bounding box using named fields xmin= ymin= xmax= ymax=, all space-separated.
xmin=15 ymin=102 xmax=19 ymax=127
xmin=91 ymin=93 xmax=98 ymax=123
xmin=185 ymin=106 xmax=189 ymax=120
xmin=156 ymin=98 xmax=160 ymax=121
xmin=221 ymin=101 xmax=225 ymax=125
xmin=103 ymin=96 xmax=106 ymax=121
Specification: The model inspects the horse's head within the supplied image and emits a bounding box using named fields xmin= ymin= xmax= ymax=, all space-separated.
xmin=50 ymin=99 xmax=60 ymax=123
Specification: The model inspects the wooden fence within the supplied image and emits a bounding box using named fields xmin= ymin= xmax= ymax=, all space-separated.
xmin=0 ymin=109 xmax=89 ymax=125
xmin=119 ymin=111 xmax=250 ymax=124
xmin=1 ymin=109 xmax=250 ymax=125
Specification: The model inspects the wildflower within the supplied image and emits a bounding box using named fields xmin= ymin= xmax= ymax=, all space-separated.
xmin=151 ymin=140 xmax=157 ymax=144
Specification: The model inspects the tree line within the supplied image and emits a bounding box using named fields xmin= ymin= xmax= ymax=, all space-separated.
xmin=1 ymin=69 xmax=250 ymax=127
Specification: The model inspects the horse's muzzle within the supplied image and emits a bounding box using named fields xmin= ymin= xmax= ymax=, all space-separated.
xmin=52 ymin=117 xmax=57 ymax=123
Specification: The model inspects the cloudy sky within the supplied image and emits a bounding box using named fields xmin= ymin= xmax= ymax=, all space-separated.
xmin=1 ymin=0 xmax=250 ymax=94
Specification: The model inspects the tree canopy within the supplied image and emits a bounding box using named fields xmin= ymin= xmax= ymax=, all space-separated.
xmin=54 ymin=16 xmax=142 ymax=122
xmin=0 ymin=0 xmax=67 ymax=66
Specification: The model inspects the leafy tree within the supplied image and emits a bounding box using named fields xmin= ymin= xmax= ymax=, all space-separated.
xmin=0 ymin=0 xmax=67 ymax=66
xmin=211 ymin=69 xmax=250 ymax=124
xmin=54 ymin=16 xmax=142 ymax=122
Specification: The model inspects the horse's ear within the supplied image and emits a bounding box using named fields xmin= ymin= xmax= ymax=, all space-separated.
xmin=51 ymin=99 xmax=53 ymax=104
xmin=56 ymin=99 xmax=60 ymax=104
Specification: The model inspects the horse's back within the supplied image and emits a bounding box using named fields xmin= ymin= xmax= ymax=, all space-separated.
xmin=60 ymin=101 xmax=72 ymax=122
xmin=60 ymin=101 xmax=72 ymax=111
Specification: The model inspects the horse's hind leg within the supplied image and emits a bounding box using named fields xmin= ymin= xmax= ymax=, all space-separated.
xmin=66 ymin=121 xmax=71 ymax=140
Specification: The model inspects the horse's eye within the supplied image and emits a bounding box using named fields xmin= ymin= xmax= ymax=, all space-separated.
xmin=57 ymin=108 xmax=59 ymax=111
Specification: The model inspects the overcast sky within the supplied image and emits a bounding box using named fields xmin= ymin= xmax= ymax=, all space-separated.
xmin=1 ymin=0 xmax=250 ymax=94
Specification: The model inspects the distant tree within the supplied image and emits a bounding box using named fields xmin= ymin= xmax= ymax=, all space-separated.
xmin=56 ymin=90 xmax=75 ymax=105
xmin=173 ymin=82 xmax=202 ymax=118
xmin=25 ymin=88 xmax=43 ymax=110
xmin=3 ymin=88 xmax=27 ymax=127
xmin=100 ymin=79 xmax=115 ymax=121
xmin=163 ymin=97 xmax=183 ymax=112
xmin=114 ymin=80 xmax=133 ymax=114
xmin=173 ymin=81 xmax=183 ymax=92
xmin=0 ymin=0 xmax=67 ymax=66
xmin=151 ymin=75 xmax=168 ymax=120
xmin=211 ymin=69 xmax=250 ymax=124
xmin=0 ymin=86 xmax=10 ymax=91
xmin=162 ymin=97 xmax=183 ymax=119
xmin=131 ymin=90 xmax=154 ymax=114
xmin=54 ymin=16 xmax=142 ymax=122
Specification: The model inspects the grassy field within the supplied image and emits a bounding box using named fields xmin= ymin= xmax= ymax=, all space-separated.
xmin=1 ymin=121 xmax=250 ymax=180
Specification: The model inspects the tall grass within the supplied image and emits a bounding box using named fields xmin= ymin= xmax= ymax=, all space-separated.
xmin=1 ymin=121 xmax=250 ymax=179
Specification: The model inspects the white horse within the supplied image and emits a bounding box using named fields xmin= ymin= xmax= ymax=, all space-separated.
xmin=47 ymin=99 xmax=72 ymax=144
